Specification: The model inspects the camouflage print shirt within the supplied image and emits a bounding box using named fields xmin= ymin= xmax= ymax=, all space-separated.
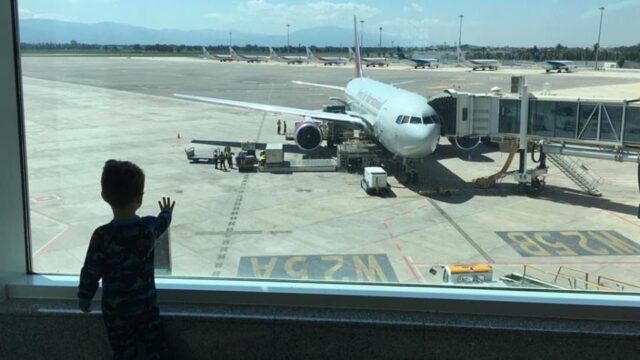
xmin=78 ymin=211 xmax=171 ymax=315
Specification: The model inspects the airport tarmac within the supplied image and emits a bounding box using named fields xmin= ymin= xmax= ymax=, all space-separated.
xmin=21 ymin=56 xmax=640 ymax=291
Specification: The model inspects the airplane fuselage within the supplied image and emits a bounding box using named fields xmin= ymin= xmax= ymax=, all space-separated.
xmin=318 ymin=56 xmax=348 ymax=66
xmin=344 ymin=77 xmax=440 ymax=158
xmin=362 ymin=58 xmax=389 ymax=67
xmin=470 ymin=59 xmax=499 ymax=70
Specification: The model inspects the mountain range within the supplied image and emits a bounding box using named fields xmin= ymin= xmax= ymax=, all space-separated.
xmin=19 ymin=19 xmax=362 ymax=47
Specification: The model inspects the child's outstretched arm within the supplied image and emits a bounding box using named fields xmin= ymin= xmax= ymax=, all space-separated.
xmin=155 ymin=196 xmax=175 ymax=237
xmin=78 ymin=230 xmax=105 ymax=313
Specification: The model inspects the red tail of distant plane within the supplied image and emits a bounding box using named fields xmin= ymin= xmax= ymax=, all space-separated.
xmin=354 ymin=16 xmax=363 ymax=78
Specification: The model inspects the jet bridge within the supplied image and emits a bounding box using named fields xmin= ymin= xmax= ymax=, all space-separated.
xmin=429 ymin=76 xmax=640 ymax=201
xmin=431 ymin=87 xmax=640 ymax=150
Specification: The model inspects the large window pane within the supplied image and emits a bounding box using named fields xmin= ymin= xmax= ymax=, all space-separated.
xmin=18 ymin=0 xmax=640 ymax=294
xmin=625 ymin=107 xmax=640 ymax=145
xmin=499 ymin=99 xmax=520 ymax=133
xmin=553 ymin=102 xmax=577 ymax=139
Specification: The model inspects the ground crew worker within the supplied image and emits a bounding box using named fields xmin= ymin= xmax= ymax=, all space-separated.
xmin=219 ymin=150 xmax=227 ymax=171
xmin=213 ymin=149 xmax=219 ymax=169
xmin=283 ymin=121 xmax=287 ymax=135
xmin=277 ymin=119 xmax=282 ymax=134
xmin=227 ymin=152 xmax=234 ymax=169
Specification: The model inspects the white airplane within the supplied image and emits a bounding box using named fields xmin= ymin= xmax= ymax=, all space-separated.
xmin=232 ymin=48 xmax=270 ymax=63
xmin=202 ymin=46 xmax=238 ymax=62
xmin=269 ymin=47 xmax=310 ymax=64
xmin=397 ymin=49 xmax=439 ymax=69
xmin=349 ymin=48 xmax=389 ymax=67
xmin=306 ymin=47 xmax=349 ymax=66
xmin=544 ymin=60 xmax=577 ymax=73
xmin=176 ymin=17 xmax=440 ymax=161
xmin=469 ymin=59 xmax=500 ymax=71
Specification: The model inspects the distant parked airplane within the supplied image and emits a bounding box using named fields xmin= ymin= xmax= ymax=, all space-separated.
xmin=469 ymin=59 xmax=500 ymax=71
xmin=269 ymin=47 xmax=310 ymax=64
xmin=232 ymin=48 xmax=270 ymax=63
xmin=202 ymin=46 xmax=238 ymax=62
xmin=306 ymin=47 xmax=349 ymax=66
xmin=544 ymin=60 xmax=577 ymax=73
xmin=349 ymin=48 xmax=389 ymax=67
xmin=397 ymin=48 xmax=439 ymax=69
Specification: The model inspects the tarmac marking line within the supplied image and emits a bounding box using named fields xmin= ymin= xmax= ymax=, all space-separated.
xmin=403 ymin=256 xmax=421 ymax=283
xmin=426 ymin=198 xmax=495 ymax=263
xmin=31 ymin=209 xmax=73 ymax=259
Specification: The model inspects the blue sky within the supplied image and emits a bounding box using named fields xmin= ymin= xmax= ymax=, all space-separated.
xmin=17 ymin=0 xmax=640 ymax=46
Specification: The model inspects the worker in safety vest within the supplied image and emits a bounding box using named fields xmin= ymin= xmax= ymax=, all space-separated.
xmin=227 ymin=151 xmax=234 ymax=169
xmin=277 ymin=119 xmax=282 ymax=134
xmin=218 ymin=148 xmax=227 ymax=171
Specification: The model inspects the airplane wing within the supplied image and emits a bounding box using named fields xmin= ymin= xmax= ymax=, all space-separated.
xmin=291 ymin=80 xmax=345 ymax=91
xmin=174 ymin=93 xmax=369 ymax=129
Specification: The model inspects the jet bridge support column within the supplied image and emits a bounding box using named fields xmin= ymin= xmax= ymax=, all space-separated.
xmin=518 ymin=79 xmax=528 ymax=176
xmin=513 ymin=77 xmax=547 ymax=193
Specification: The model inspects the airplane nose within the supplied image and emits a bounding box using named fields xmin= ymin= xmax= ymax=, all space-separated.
xmin=403 ymin=124 xmax=439 ymax=157
xmin=421 ymin=124 xmax=440 ymax=155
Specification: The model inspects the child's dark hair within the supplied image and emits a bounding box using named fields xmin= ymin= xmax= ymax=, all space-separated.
xmin=101 ymin=160 xmax=145 ymax=208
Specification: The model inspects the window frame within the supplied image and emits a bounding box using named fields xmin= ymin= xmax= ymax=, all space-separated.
xmin=3 ymin=0 xmax=640 ymax=323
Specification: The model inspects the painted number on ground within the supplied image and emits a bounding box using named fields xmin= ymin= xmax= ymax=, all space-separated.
xmin=496 ymin=231 xmax=640 ymax=257
xmin=237 ymin=254 xmax=398 ymax=283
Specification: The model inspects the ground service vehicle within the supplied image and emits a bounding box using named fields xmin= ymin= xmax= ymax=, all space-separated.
xmin=361 ymin=167 xmax=388 ymax=195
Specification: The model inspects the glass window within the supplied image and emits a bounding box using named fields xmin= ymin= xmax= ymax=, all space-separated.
xmin=16 ymin=0 xmax=640 ymax=298
xmin=600 ymin=104 xmax=623 ymax=142
xmin=578 ymin=104 xmax=598 ymax=140
xmin=528 ymin=100 xmax=555 ymax=137
xmin=499 ymin=99 xmax=520 ymax=133
xmin=553 ymin=102 xmax=577 ymax=139
xmin=625 ymin=106 xmax=640 ymax=145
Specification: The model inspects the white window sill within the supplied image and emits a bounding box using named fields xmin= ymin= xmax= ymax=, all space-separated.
xmin=6 ymin=275 xmax=640 ymax=322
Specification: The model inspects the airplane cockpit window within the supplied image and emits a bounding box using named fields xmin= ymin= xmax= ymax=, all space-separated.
xmin=423 ymin=116 xmax=434 ymax=124
xmin=396 ymin=115 xmax=403 ymax=124
xmin=402 ymin=115 xmax=411 ymax=124
xmin=410 ymin=116 xmax=422 ymax=124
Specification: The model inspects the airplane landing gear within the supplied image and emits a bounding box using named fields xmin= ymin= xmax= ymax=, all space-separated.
xmin=403 ymin=158 xmax=419 ymax=185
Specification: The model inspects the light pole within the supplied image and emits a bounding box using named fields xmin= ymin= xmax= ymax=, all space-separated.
xmin=286 ymin=24 xmax=290 ymax=53
xmin=229 ymin=31 xmax=232 ymax=47
xmin=379 ymin=26 xmax=382 ymax=52
xmin=458 ymin=14 xmax=464 ymax=63
xmin=595 ymin=6 xmax=605 ymax=70
xmin=360 ymin=20 xmax=364 ymax=47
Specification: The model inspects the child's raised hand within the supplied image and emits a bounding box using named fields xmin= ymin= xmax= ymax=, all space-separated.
xmin=158 ymin=197 xmax=175 ymax=213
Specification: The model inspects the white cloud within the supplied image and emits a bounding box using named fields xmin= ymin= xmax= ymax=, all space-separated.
xmin=404 ymin=3 xmax=423 ymax=13
xmin=19 ymin=8 xmax=70 ymax=21
xmin=379 ymin=18 xmax=442 ymax=46
xmin=234 ymin=0 xmax=380 ymax=31
xmin=205 ymin=13 xmax=223 ymax=19
xmin=580 ymin=0 xmax=639 ymax=19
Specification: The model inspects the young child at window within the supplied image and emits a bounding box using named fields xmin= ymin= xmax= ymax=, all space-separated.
xmin=78 ymin=159 xmax=175 ymax=360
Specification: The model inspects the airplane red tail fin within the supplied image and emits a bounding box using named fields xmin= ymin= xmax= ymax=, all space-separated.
xmin=354 ymin=16 xmax=363 ymax=78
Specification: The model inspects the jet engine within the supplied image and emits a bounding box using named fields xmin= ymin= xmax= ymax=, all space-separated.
xmin=294 ymin=119 xmax=323 ymax=151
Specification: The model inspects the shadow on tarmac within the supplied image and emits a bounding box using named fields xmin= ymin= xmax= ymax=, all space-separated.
xmin=193 ymin=139 xmax=636 ymax=216
xmin=391 ymin=143 xmax=638 ymax=217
